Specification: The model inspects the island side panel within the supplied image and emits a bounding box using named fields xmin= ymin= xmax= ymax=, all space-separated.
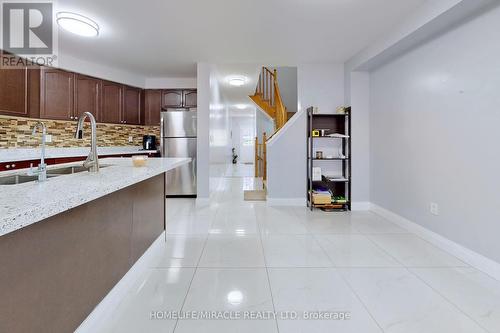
xmin=0 ymin=173 xmax=165 ymax=333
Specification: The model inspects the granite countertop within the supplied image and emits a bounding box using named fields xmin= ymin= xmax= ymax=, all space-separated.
xmin=0 ymin=157 xmax=190 ymax=237
xmin=0 ymin=146 xmax=160 ymax=163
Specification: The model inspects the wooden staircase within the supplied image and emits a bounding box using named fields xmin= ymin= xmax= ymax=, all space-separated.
xmin=245 ymin=67 xmax=294 ymax=200
xmin=249 ymin=67 xmax=289 ymax=135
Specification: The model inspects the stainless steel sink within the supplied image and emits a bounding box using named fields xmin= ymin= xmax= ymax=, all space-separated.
xmin=0 ymin=164 xmax=111 ymax=185
xmin=46 ymin=164 xmax=110 ymax=175
xmin=0 ymin=174 xmax=58 ymax=185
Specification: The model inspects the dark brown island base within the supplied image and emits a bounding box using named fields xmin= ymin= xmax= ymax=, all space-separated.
xmin=0 ymin=174 xmax=165 ymax=333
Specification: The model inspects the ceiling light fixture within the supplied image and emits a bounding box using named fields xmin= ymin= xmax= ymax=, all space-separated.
xmin=228 ymin=76 xmax=246 ymax=87
xmin=235 ymin=104 xmax=247 ymax=110
xmin=56 ymin=12 xmax=99 ymax=37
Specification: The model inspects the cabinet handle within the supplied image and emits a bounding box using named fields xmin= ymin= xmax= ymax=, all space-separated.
xmin=12 ymin=164 xmax=16 ymax=168
xmin=6 ymin=165 xmax=10 ymax=169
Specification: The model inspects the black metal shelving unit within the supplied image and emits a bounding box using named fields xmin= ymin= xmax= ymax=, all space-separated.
xmin=307 ymin=107 xmax=352 ymax=211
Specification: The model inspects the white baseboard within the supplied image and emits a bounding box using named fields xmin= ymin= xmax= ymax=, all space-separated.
xmin=371 ymin=204 xmax=500 ymax=281
xmin=75 ymin=231 xmax=166 ymax=333
xmin=352 ymin=201 xmax=371 ymax=211
xmin=267 ymin=197 xmax=307 ymax=206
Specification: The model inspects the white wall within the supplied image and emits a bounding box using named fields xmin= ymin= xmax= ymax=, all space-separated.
xmin=209 ymin=81 xmax=230 ymax=164
xmin=267 ymin=64 xmax=345 ymax=203
xmin=196 ymin=63 xmax=211 ymax=199
xmin=350 ymin=72 xmax=371 ymax=206
xmin=144 ymin=77 xmax=197 ymax=89
xmin=230 ymin=115 xmax=255 ymax=164
xmin=369 ymin=4 xmax=500 ymax=262
xmin=57 ymin=52 xmax=145 ymax=87
xmin=298 ymin=64 xmax=345 ymax=114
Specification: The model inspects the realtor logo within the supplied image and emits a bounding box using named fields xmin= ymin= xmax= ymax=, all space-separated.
xmin=2 ymin=2 xmax=53 ymax=54
xmin=1 ymin=1 xmax=57 ymax=68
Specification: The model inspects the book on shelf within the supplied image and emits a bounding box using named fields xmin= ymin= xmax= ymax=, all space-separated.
xmin=323 ymin=175 xmax=349 ymax=182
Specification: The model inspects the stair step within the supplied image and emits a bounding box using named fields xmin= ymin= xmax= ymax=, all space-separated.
xmin=244 ymin=190 xmax=267 ymax=201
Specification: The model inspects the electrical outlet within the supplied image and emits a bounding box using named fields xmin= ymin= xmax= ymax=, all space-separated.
xmin=45 ymin=134 xmax=52 ymax=143
xmin=128 ymin=136 xmax=133 ymax=143
xmin=430 ymin=202 xmax=439 ymax=216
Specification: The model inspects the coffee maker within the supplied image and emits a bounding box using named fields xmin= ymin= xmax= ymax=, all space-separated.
xmin=142 ymin=135 xmax=157 ymax=151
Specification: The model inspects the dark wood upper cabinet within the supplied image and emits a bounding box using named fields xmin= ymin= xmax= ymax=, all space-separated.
xmin=144 ymin=90 xmax=161 ymax=126
xmin=74 ymin=74 xmax=100 ymax=120
xmin=123 ymin=86 xmax=142 ymax=125
xmin=101 ymin=81 xmax=123 ymax=124
xmin=183 ymin=90 xmax=197 ymax=108
xmin=40 ymin=67 xmax=74 ymax=121
xmin=161 ymin=90 xmax=183 ymax=109
xmin=0 ymin=55 xmax=29 ymax=117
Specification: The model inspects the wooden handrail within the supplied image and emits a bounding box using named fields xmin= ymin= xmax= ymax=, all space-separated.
xmin=252 ymin=67 xmax=289 ymax=179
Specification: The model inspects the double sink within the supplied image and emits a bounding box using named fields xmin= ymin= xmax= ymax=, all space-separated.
xmin=0 ymin=165 xmax=110 ymax=185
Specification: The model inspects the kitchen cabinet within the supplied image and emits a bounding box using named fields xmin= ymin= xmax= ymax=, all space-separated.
xmin=161 ymin=89 xmax=197 ymax=109
xmin=123 ymin=86 xmax=142 ymax=125
xmin=40 ymin=68 xmax=75 ymax=121
xmin=0 ymin=54 xmax=30 ymax=117
xmin=161 ymin=90 xmax=183 ymax=108
xmin=144 ymin=90 xmax=161 ymax=126
xmin=74 ymin=74 xmax=101 ymax=120
xmin=183 ymin=89 xmax=197 ymax=108
xmin=100 ymin=81 xmax=123 ymax=124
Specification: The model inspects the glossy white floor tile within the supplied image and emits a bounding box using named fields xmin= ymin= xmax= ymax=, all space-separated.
xmin=95 ymin=169 xmax=499 ymax=333
xmin=340 ymin=268 xmax=486 ymax=333
xmin=175 ymin=319 xmax=278 ymax=333
xmin=268 ymin=268 xmax=382 ymax=332
xmin=256 ymin=206 xmax=309 ymax=235
xmin=166 ymin=214 xmax=214 ymax=235
xmin=95 ymin=268 xmax=195 ymax=333
xmin=367 ymin=234 xmax=467 ymax=267
xmin=350 ymin=212 xmax=409 ymax=234
xmin=410 ymin=267 xmax=500 ymax=332
xmin=199 ymin=235 xmax=265 ymax=267
xmin=315 ymin=234 xmax=402 ymax=267
xmin=261 ymin=234 xmax=332 ymax=267
xmin=182 ymin=268 xmax=274 ymax=312
xmin=155 ymin=236 xmax=207 ymax=268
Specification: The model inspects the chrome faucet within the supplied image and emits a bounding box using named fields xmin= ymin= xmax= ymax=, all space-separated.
xmin=28 ymin=121 xmax=47 ymax=182
xmin=74 ymin=112 xmax=99 ymax=172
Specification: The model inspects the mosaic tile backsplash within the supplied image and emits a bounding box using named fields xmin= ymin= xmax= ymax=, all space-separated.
xmin=0 ymin=115 xmax=160 ymax=149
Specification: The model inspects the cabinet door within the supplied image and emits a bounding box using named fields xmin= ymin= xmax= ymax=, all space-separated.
xmin=0 ymin=55 xmax=29 ymax=117
xmin=144 ymin=90 xmax=161 ymax=126
xmin=101 ymin=81 xmax=123 ymax=124
xmin=161 ymin=90 xmax=183 ymax=108
xmin=74 ymin=74 xmax=100 ymax=120
xmin=123 ymin=86 xmax=142 ymax=125
xmin=40 ymin=68 xmax=74 ymax=120
xmin=183 ymin=90 xmax=197 ymax=108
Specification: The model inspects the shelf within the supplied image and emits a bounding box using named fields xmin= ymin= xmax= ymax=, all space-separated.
xmin=311 ymin=179 xmax=350 ymax=183
xmin=310 ymin=113 xmax=349 ymax=117
xmin=309 ymin=158 xmax=349 ymax=161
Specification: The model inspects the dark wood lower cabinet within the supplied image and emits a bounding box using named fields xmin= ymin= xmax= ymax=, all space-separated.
xmin=0 ymin=174 xmax=165 ymax=333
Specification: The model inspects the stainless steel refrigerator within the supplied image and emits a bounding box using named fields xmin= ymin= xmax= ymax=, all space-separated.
xmin=161 ymin=109 xmax=197 ymax=196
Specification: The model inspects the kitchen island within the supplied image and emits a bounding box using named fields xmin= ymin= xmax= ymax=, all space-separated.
xmin=0 ymin=157 xmax=190 ymax=333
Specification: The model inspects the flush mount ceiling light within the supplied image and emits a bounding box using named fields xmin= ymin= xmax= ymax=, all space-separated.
xmin=56 ymin=12 xmax=99 ymax=37
xmin=235 ymin=104 xmax=248 ymax=110
xmin=228 ymin=76 xmax=246 ymax=87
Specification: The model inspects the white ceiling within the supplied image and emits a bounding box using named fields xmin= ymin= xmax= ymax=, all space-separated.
xmin=56 ymin=0 xmax=427 ymax=78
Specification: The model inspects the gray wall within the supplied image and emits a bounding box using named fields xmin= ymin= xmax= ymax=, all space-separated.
xmin=370 ymin=5 xmax=500 ymax=262
xmin=256 ymin=108 xmax=275 ymax=142
xmin=275 ymin=67 xmax=298 ymax=113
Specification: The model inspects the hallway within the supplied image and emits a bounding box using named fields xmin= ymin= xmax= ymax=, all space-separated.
xmin=96 ymin=171 xmax=499 ymax=333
